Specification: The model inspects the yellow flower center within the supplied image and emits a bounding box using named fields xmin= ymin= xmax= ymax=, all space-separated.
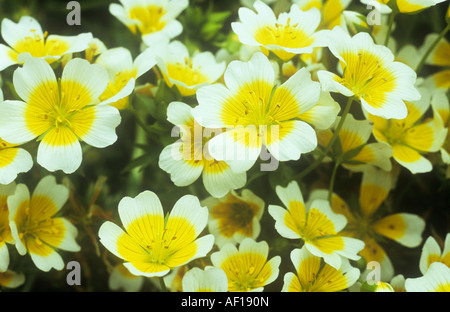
xmin=221 ymin=252 xmax=270 ymax=291
xmin=339 ymin=50 xmax=396 ymax=107
xmin=382 ymin=119 xmax=409 ymax=146
xmin=254 ymin=18 xmax=313 ymax=49
xmin=299 ymin=208 xmax=337 ymax=242
xmin=14 ymin=197 xmax=64 ymax=255
xmin=211 ymin=197 xmax=259 ymax=238
xmin=128 ymin=6 xmax=166 ymax=35
xmin=25 ymin=80 xmax=96 ymax=144
xmin=166 ymin=57 xmax=208 ymax=86
xmin=118 ymin=215 xmax=197 ymax=269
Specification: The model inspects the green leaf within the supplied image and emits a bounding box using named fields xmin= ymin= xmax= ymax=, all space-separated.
xmin=121 ymin=153 xmax=155 ymax=173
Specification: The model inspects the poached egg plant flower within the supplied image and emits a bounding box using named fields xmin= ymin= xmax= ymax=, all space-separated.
xmin=318 ymin=26 xmax=421 ymax=119
xmin=210 ymin=238 xmax=281 ymax=292
xmin=152 ymin=40 xmax=226 ymax=97
xmin=192 ymin=51 xmax=321 ymax=174
xmin=98 ymin=190 xmax=214 ymax=277
xmin=0 ymin=57 xmax=135 ymax=174
xmin=158 ymin=101 xmax=246 ymax=198
xmin=109 ymin=0 xmax=188 ymax=45
xmin=0 ymin=16 xmax=92 ymax=71
xmin=8 ymin=176 xmax=81 ymax=272
xmin=282 ymin=246 xmax=360 ymax=292
xmin=231 ymin=0 xmax=328 ymax=62
xmin=268 ymin=180 xmax=365 ymax=269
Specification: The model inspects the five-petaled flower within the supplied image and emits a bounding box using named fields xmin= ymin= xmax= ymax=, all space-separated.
xmin=109 ymin=0 xmax=188 ymax=45
xmin=210 ymin=238 xmax=281 ymax=292
xmin=193 ymin=51 xmax=322 ymax=173
xmin=318 ymin=26 xmax=421 ymax=119
xmin=282 ymin=246 xmax=360 ymax=292
xmin=0 ymin=16 xmax=92 ymax=72
xmin=159 ymin=101 xmax=247 ymax=198
xmin=98 ymin=190 xmax=214 ymax=277
xmin=152 ymin=40 xmax=226 ymax=97
xmin=269 ymin=180 xmax=365 ymax=269
xmin=0 ymin=57 xmax=134 ymax=174
xmin=202 ymin=188 xmax=265 ymax=248
xmin=232 ymin=0 xmax=328 ymax=61
xmin=8 ymin=176 xmax=81 ymax=272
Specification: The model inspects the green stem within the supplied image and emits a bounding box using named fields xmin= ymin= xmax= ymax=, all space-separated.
xmin=277 ymin=57 xmax=286 ymax=84
xmin=415 ymin=24 xmax=450 ymax=74
xmin=294 ymin=96 xmax=355 ymax=181
xmin=384 ymin=11 xmax=397 ymax=47
xmin=328 ymin=160 xmax=340 ymax=203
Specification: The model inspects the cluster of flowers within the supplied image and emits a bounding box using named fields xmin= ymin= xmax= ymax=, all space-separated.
xmin=0 ymin=0 xmax=450 ymax=292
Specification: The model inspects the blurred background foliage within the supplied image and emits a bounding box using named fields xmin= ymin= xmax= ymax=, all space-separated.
xmin=0 ymin=0 xmax=449 ymax=292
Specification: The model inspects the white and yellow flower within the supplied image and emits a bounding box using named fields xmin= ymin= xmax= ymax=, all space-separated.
xmin=231 ymin=0 xmax=328 ymax=61
xmin=8 ymin=176 xmax=80 ymax=272
xmin=159 ymin=101 xmax=246 ymax=198
xmin=0 ymin=16 xmax=92 ymax=71
xmin=269 ymin=180 xmax=364 ymax=269
xmin=210 ymin=238 xmax=281 ymax=292
xmin=311 ymin=166 xmax=426 ymax=281
xmin=109 ymin=0 xmax=188 ymax=44
xmin=368 ymin=88 xmax=447 ymax=174
xmin=152 ymin=40 xmax=226 ymax=97
xmin=98 ymin=190 xmax=214 ymax=277
xmin=283 ymin=246 xmax=360 ymax=292
xmin=318 ymin=26 xmax=421 ymax=119
xmin=182 ymin=267 xmax=229 ymax=292
xmin=316 ymin=113 xmax=393 ymax=172
xmin=202 ymin=189 xmax=265 ymax=248
xmin=192 ymin=52 xmax=322 ymax=173
xmin=0 ymin=57 xmax=134 ymax=174
xmin=419 ymin=233 xmax=450 ymax=275
xmin=95 ymin=46 xmax=157 ymax=109
xmin=405 ymin=262 xmax=450 ymax=292
xmin=108 ymin=263 xmax=144 ymax=292
xmin=0 ymin=182 xmax=16 ymax=272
